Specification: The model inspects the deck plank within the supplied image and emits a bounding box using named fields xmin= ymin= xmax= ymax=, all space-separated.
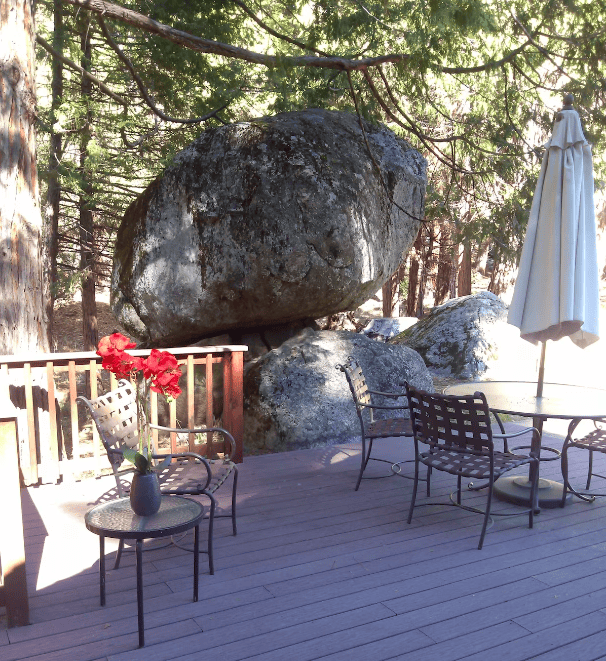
xmin=2 ymin=426 xmax=606 ymax=660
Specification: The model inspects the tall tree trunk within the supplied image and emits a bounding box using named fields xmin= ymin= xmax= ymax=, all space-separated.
xmin=79 ymin=17 xmax=98 ymax=353
xmin=457 ymin=242 xmax=472 ymax=296
xmin=382 ymin=279 xmax=393 ymax=318
xmin=1 ymin=0 xmax=53 ymax=485
xmin=0 ymin=0 xmax=50 ymax=355
xmin=406 ymin=230 xmax=422 ymax=316
xmin=449 ymin=248 xmax=458 ymax=299
xmin=415 ymin=224 xmax=434 ymax=318
xmin=382 ymin=262 xmax=406 ymax=317
xmin=434 ymin=219 xmax=452 ymax=306
xmin=43 ymin=0 xmax=65 ymax=350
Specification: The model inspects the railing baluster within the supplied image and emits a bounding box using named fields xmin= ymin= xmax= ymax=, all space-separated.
xmin=68 ymin=360 xmax=79 ymax=479
xmin=187 ymin=355 xmax=195 ymax=452
xmin=23 ymin=362 xmax=38 ymax=484
xmin=150 ymin=389 xmax=159 ymax=449
xmin=169 ymin=392 xmax=177 ymax=452
xmin=89 ymin=360 xmax=100 ymax=473
xmin=206 ymin=357 xmax=213 ymax=454
xmin=222 ymin=356 xmax=232 ymax=459
xmin=45 ymin=361 xmax=60 ymax=483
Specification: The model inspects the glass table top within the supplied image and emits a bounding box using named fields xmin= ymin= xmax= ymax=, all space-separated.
xmin=85 ymin=496 xmax=204 ymax=539
xmin=444 ymin=381 xmax=606 ymax=420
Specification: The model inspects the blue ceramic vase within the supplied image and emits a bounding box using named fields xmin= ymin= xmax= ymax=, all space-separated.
xmin=129 ymin=471 xmax=161 ymax=516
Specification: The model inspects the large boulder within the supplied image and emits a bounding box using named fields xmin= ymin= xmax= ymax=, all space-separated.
xmin=111 ymin=109 xmax=426 ymax=346
xmin=391 ymin=291 xmax=540 ymax=380
xmin=243 ymin=328 xmax=433 ymax=454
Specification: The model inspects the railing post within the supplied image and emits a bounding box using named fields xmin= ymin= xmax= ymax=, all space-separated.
xmin=223 ymin=350 xmax=244 ymax=463
xmin=0 ymin=415 xmax=29 ymax=627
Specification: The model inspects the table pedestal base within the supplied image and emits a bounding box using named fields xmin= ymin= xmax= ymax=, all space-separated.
xmin=494 ymin=475 xmax=572 ymax=509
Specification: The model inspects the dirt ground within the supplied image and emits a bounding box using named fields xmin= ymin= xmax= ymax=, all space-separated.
xmin=52 ymin=298 xmax=128 ymax=353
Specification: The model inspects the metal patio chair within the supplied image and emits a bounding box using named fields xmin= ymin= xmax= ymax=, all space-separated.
xmin=404 ymin=383 xmax=540 ymax=550
xmin=561 ymin=418 xmax=606 ymax=505
xmin=78 ymin=379 xmax=238 ymax=574
xmin=338 ymin=357 xmax=425 ymax=492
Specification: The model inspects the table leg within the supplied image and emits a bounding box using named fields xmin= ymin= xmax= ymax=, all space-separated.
xmin=136 ymin=539 xmax=144 ymax=648
xmin=99 ymin=535 xmax=106 ymax=607
xmin=193 ymin=524 xmax=199 ymax=602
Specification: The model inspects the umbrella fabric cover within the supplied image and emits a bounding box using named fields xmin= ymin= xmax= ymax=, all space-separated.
xmin=508 ymin=107 xmax=599 ymax=348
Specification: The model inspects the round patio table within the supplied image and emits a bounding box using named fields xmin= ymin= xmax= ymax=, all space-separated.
xmin=85 ymin=496 xmax=204 ymax=648
xmin=443 ymin=381 xmax=606 ymax=508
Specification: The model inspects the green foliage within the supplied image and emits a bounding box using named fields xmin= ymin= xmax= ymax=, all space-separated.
xmin=35 ymin=0 xmax=606 ymax=299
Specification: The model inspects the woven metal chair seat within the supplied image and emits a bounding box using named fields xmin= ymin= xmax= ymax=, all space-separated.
xmin=157 ymin=458 xmax=236 ymax=496
xmin=568 ymin=427 xmax=606 ymax=453
xmin=366 ymin=417 xmax=412 ymax=439
xmin=419 ymin=448 xmax=535 ymax=480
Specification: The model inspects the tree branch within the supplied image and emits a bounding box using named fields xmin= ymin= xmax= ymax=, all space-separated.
xmin=440 ymin=40 xmax=531 ymax=74
xmin=96 ymin=14 xmax=229 ymax=125
xmin=61 ymin=0 xmax=408 ymax=70
xmin=36 ymin=34 xmax=128 ymax=106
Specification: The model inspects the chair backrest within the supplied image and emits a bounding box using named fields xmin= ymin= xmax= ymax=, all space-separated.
xmin=338 ymin=357 xmax=374 ymax=424
xmin=405 ymin=383 xmax=493 ymax=453
xmin=77 ymin=379 xmax=139 ymax=469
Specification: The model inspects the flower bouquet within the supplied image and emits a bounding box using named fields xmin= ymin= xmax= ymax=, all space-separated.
xmin=97 ymin=333 xmax=183 ymax=474
xmin=97 ymin=333 xmax=186 ymax=516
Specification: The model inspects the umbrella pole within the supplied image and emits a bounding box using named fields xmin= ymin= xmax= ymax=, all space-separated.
xmin=537 ymin=341 xmax=546 ymax=397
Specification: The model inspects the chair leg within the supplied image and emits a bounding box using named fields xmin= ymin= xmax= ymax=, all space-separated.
xmin=355 ymin=436 xmax=372 ymax=491
xmin=207 ymin=494 xmax=216 ymax=575
xmin=426 ymin=466 xmax=431 ymax=497
xmin=478 ymin=478 xmax=493 ymax=550
xmin=407 ymin=458 xmax=420 ymax=525
xmin=230 ymin=468 xmax=238 ymax=536
xmin=560 ymin=443 xmax=596 ymax=503
xmin=457 ymin=475 xmax=462 ymax=505
xmin=560 ymin=442 xmax=570 ymax=508
xmin=587 ymin=450 xmax=594 ymax=490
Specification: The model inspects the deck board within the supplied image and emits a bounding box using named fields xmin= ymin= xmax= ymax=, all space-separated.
xmin=2 ymin=424 xmax=606 ymax=660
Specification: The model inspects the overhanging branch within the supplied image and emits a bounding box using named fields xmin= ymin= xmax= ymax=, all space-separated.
xmin=36 ymin=34 xmax=128 ymax=106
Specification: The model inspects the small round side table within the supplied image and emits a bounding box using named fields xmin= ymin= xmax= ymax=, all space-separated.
xmin=85 ymin=495 xmax=204 ymax=648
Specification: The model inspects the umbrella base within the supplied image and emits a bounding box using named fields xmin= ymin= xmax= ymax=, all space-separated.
xmin=494 ymin=475 xmax=572 ymax=509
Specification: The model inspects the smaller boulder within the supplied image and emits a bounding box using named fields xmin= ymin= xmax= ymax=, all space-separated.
xmin=391 ymin=291 xmax=539 ymax=380
xmin=362 ymin=317 xmax=418 ymax=341
xmin=243 ymin=328 xmax=433 ymax=454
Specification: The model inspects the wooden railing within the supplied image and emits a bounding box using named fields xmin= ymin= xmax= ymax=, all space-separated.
xmin=0 ymin=346 xmax=246 ymax=487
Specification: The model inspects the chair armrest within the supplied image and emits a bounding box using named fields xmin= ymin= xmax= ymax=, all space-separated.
xmin=150 ymin=424 xmax=237 ymax=461
xmin=359 ymin=402 xmax=410 ymax=412
xmin=493 ymin=427 xmax=538 ymax=440
xmin=367 ymin=389 xmax=405 ymax=399
xmin=494 ymin=425 xmax=540 ymax=456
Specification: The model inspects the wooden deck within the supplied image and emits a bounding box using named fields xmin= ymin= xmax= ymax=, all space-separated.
xmin=3 ymin=420 xmax=606 ymax=661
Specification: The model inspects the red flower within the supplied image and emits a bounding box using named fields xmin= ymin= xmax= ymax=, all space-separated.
xmin=144 ymin=349 xmax=179 ymax=378
xmin=97 ymin=333 xmax=137 ymax=357
xmin=97 ymin=335 xmax=182 ymax=399
xmin=147 ymin=349 xmax=182 ymax=399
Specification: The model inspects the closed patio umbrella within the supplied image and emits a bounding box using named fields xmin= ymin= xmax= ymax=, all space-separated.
xmin=507 ymin=94 xmax=600 ymax=395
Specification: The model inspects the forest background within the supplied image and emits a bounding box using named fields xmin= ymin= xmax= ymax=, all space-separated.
xmin=2 ymin=0 xmax=606 ymax=356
